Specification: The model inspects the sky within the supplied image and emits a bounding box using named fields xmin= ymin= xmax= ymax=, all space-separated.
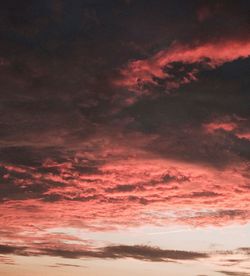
xmin=0 ymin=0 xmax=250 ymax=275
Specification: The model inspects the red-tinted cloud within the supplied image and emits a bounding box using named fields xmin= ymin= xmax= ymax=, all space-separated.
xmin=113 ymin=39 xmax=250 ymax=99
xmin=0 ymin=146 xmax=249 ymax=237
xmin=203 ymin=116 xmax=250 ymax=141
xmin=203 ymin=122 xmax=237 ymax=133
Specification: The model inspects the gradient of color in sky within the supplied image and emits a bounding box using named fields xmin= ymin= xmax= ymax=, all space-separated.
xmin=0 ymin=0 xmax=250 ymax=275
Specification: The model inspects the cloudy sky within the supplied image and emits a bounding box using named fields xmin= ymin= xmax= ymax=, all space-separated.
xmin=0 ymin=0 xmax=250 ymax=275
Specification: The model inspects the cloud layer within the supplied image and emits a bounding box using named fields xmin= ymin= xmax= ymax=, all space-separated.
xmin=114 ymin=39 xmax=250 ymax=97
xmin=0 ymin=0 xmax=249 ymax=275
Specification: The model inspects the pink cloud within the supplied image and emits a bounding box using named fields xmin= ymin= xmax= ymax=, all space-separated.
xmin=203 ymin=117 xmax=250 ymax=141
xmin=203 ymin=122 xmax=237 ymax=133
xmin=0 ymin=153 xmax=249 ymax=234
xmin=0 ymin=128 xmax=249 ymax=256
xmin=113 ymin=39 xmax=250 ymax=99
xmin=236 ymin=132 xmax=250 ymax=141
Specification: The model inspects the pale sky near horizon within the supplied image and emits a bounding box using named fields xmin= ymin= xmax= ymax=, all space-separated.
xmin=1 ymin=223 xmax=250 ymax=275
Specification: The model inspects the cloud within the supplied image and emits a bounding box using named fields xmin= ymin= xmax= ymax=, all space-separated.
xmin=0 ymin=244 xmax=27 ymax=256
xmin=0 ymin=151 xmax=249 ymax=233
xmin=1 ymin=241 xmax=250 ymax=271
xmin=238 ymin=248 xmax=250 ymax=255
xmin=0 ymin=255 xmax=15 ymax=265
xmin=113 ymin=39 xmax=250 ymax=99
xmin=54 ymin=263 xmax=86 ymax=268
xmin=202 ymin=116 xmax=250 ymax=139
xmin=217 ymin=271 xmax=250 ymax=276
xmin=0 ymin=2 xmax=249 ymax=274
xmin=99 ymin=245 xmax=208 ymax=261
xmin=0 ymin=243 xmax=208 ymax=262
xmin=203 ymin=122 xmax=237 ymax=133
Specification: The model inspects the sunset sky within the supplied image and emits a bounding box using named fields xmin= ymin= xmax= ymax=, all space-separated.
xmin=0 ymin=1 xmax=250 ymax=275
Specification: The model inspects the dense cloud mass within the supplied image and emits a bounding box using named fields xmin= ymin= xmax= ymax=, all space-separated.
xmin=0 ymin=242 xmax=208 ymax=261
xmin=0 ymin=0 xmax=249 ymax=275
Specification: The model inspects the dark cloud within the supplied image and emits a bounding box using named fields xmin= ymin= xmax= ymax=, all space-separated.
xmin=99 ymin=245 xmax=208 ymax=261
xmin=0 ymin=243 xmax=208 ymax=262
xmin=0 ymin=244 xmax=27 ymax=255
xmin=55 ymin=263 xmax=86 ymax=268
xmin=106 ymin=184 xmax=138 ymax=193
xmin=217 ymin=271 xmax=250 ymax=276
xmin=189 ymin=191 xmax=221 ymax=198
xmin=238 ymin=248 xmax=250 ymax=255
xmin=0 ymin=0 xmax=249 ymax=169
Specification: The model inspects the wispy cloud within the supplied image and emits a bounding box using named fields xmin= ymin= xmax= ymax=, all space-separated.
xmin=114 ymin=39 xmax=250 ymax=100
